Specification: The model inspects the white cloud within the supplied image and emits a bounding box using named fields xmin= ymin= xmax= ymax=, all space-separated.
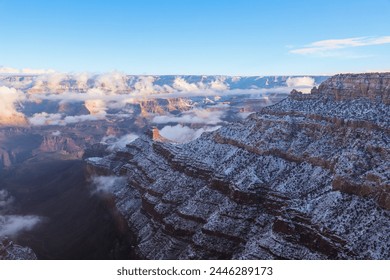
xmin=210 ymin=77 xmax=229 ymax=91
xmin=0 ymin=66 xmax=56 ymax=75
xmin=0 ymin=86 xmax=25 ymax=116
xmin=28 ymin=112 xmax=63 ymax=126
xmin=159 ymin=124 xmax=220 ymax=143
xmin=286 ymin=77 xmax=315 ymax=93
xmin=0 ymin=215 xmax=42 ymax=237
xmin=286 ymin=77 xmax=315 ymax=88
xmin=75 ymin=72 xmax=90 ymax=89
xmin=133 ymin=76 xmax=160 ymax=94
xmin=0 ymin=190 xmax=14 ymax=210
xmin=63 ymin=113 xmax=105 ymax=124
xmin=173 ymin=77 xmax=201 ymax=92
xmin=290 ymin=36 xmax=390 ymax=55
xmin=1 ymin=72 xmax=325 ymax=127
xmin=0 ymin=86 xmax=27 ymax=125
xmin=84 ymin=99 xmax=107 ymax=115
xmin=152 ymin=108 xmax=225 ymax=125
xmin=94 ymin=71 xmax=127 ymax=92
xmin=100 ymin=134 xmax=139 ymax=151
xmin=0 ymin=189 xmax=42 ymax=237
xmin=90 ymin=176 xmax=127 ymax=195
xmin=28 ymin=112 xmax=106 ymax=126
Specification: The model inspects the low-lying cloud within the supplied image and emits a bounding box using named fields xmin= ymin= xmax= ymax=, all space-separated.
xmin=28 ymin=112 xmax=106 ymax=126
xmin=0 ymin=190 xmax=14 ymax=210
xmin=152 ymin=108 xmax=225 ymax=125
xmin=0 ymin=189 xmax=42 ymax=237
xmin=0 ymin=215 xmax=42 ymax=237
xmin=101 ymin=134 xmax=139 ymax=151
xmin=90 ymin=176 xmax=127 ymax=195
xmin=159 ymin=124 xmax=220 ymax=143
xmin=0 ymin=71 xmax=326 ymax=127
xmin=286 ymin=77 xmax=315 ymax=93
xmin=0 ymin=86 xmax=26 ymax=125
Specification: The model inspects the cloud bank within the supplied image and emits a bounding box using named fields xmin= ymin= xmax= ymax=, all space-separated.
xmin=0 ymin=190 xmax=14 ymax=210
xmin=0 ymin=86 xmax=25 ymax=115
xmin=0 ymin=86 xmax=27 ymax=125
xmin=28 ymin=112 xmax=106 ymax=126
xmin=0 ymin=189 xmax=42 ymax=237
xmin=159 ymin=124 xmax=220 ymax=143
xmin=100 ymin=134 xmax=139 ymax=151
xmin=152 ymin=108 xmax=225 ymax=125
xmin=0 ymin=71 xmax=326 ymax=126
xmin=0 ymin=215 xmax=42 ymax=237
xmin=286 ymin=77 xmax=315 ymax=93
xmin=90 ymin=176 xmax=127 ymax=195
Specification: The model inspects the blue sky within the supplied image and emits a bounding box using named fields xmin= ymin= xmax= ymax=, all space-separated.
xmin=0 ymin=0 xmax=389 ymax=75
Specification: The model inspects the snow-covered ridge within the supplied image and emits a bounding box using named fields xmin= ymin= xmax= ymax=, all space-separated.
xmin=86 ymin=73 xmax=390 ymax=260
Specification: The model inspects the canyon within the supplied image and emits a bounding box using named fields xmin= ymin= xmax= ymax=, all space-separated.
xmin=87 ymin=73 xmax=390 ymax=259
xmin=1 ymin=73 xmax=388 ymax=259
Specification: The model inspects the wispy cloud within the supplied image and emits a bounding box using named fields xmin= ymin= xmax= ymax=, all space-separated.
xmin=152 ymin=108 xmax=225 ymax=125
xmin=290 ymin=36 xmax=390 ymax=55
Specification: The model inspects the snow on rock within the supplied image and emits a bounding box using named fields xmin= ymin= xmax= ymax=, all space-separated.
xmin=86 ymin=73 xmax=390 ymax=260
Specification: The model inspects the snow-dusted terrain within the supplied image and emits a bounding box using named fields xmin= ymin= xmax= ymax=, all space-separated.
xmin=87 ymin=73 xmax=390 ymax=259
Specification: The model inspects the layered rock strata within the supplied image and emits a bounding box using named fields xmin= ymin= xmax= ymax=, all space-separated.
xmin=0 ymin=238 xmax=37 ymax=260
xmin=87 ymin=73 xmax=390 ymax=259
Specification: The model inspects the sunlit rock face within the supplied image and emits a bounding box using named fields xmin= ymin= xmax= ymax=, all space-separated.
xmin=87 ymin=73 xmax=390 ymax=260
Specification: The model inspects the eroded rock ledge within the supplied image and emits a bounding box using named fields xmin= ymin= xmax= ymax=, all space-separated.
xmin=87 ymin=73 xmax=390 ymax=260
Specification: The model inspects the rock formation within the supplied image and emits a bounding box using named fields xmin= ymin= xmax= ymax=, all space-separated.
xmin=87 ymin=73 xmax=389 ymax=259
xmin=0 ymin=238 xmax=37 ymax=260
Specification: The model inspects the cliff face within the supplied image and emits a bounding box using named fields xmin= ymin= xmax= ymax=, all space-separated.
xmin=0 ymin=127 xmax=88 ymax=170
xmin=38 ymin=134 xmax=84 ymax=157
xmin=316 ymin=73 xmax=390 ymax=104
xmin=0 ymin=128 xmax=43 ymax=170
xmin=87 ymin=73 xmax=390 ymax=260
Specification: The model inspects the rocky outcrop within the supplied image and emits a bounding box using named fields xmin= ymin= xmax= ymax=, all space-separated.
xmin=37 ymin=134 xmax=84 ymax=157
xmin=86 ymin=73 xmax=390 ymax=259
xmin=0 ymin=128 xmax=43 ymax=170
xmin=0 ymin=238 xmax=37 ymax=260
xmin=317 ymin=73 xmax=390 ymax=104
xmin=0 ymin=127 xmax=88 ymax=170
xmin=138 ymin=98 xmax=193 ymax=117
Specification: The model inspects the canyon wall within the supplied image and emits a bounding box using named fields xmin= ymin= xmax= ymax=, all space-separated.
xmin=87 ymin=73 xmax=390 ymax=259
